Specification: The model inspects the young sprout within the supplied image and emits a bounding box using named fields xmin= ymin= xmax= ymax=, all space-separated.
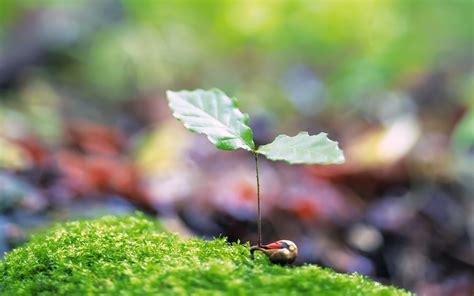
xmin=167 ymin=89 xmax=345 ymax=265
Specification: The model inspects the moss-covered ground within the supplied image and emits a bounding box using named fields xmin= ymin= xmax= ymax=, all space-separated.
xmin=0 ymin=214 xmax=411 ymax=295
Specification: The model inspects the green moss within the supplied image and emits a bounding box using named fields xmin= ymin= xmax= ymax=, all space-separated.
xmin=1 ymin=214 xmax=411 ymax=295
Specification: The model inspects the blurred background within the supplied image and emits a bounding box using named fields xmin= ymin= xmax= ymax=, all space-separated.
xmin=0 ymin=0 xmax=473 ymax=294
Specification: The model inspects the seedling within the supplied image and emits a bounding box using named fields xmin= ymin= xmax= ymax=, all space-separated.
xmin=166 ymin=89 xmax=345 ymax=264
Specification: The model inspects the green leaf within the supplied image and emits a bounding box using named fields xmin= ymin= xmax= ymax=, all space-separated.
xmin=167 ymin=89 xmax=255 ymax=151
xmin=257 ymin=131 xmax=345 ymax=165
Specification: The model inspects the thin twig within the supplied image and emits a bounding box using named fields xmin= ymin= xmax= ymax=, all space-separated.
xmin=254 ymin=152 xmax=262 ymax=247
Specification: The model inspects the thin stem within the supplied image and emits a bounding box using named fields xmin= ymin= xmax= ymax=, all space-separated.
xmin=253 ymin=151 xmax=262 ymax=247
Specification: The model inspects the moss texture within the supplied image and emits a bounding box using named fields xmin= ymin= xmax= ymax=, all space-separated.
xmin=0 ymin=214 xmax=411 ymax=295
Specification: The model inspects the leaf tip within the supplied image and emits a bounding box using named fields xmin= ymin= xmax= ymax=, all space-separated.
xmin=166 ymin=90 xmax=178 ymax=104
xmin=335 ymin=148 xmax=346 ymax=164
xmin=298 ymin=131 xmax=310 ymax=136
xmin=327 ymin=136 xmax=346 ymax=164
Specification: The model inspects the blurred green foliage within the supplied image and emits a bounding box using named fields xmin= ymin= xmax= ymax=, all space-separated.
xmin=1 ymin=0 xmax=471 ymax=115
